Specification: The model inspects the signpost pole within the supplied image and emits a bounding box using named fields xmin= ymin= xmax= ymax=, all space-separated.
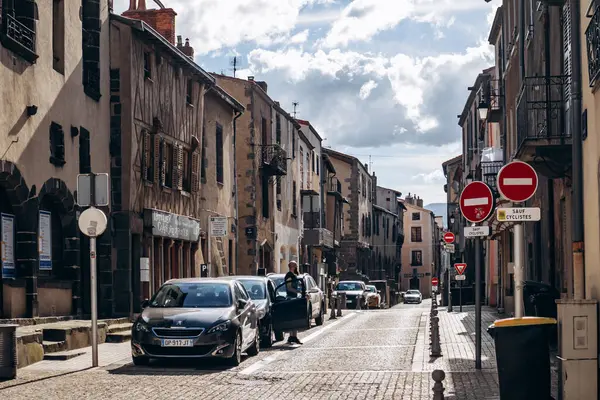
xmin=475 ymin=236 xmax=482 ymax=370
xmin=514 ymin=223 xmax=524 ymax=318
xmin=90 ymin=236 xmax=98 ymax=368
xmin=459 ymin=279 xmax=462 ymax=312
xmin=207 ymin=217 xmax=212 ymax=277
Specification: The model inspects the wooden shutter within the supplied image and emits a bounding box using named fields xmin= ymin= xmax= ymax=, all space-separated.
xmin=153 ymin=134 xmax=161 ymax=183
xmin=159 ymin=138 xmax=166 ymax=186
xmin=142 ymin=130 xmax=151 ymax=182
xmin=191 ymin=150 xmax=200 ymax=193
xmin=176 ymin=144 xmax=183 ymax=190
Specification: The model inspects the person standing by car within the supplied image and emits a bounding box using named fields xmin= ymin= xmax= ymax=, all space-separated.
xmin=285 ymin=260 xmax=303 ymax=345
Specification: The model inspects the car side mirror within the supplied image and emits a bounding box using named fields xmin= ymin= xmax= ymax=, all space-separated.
xmin=308 ymin=287 xmax=319 ymax=293
xmin=377 ymin=290 xmax=381 ymax=294
xmin=141 ymin=299 xmax=149 ymax=309
xmin=237 ymin=299 xmax=247 ymax=309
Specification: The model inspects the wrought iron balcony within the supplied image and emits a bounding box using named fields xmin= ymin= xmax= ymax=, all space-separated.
xmin=327 ymin=177 xmax=342 ymax=196
xmin=1 ymin=11 xmax=37 ymax=63
xmin=586 ymin=8 xmax=600 ymax=87
xmin=259 ymin=144 xmax=287 ymax=176
xmin=515 ymin=76 xmax=569 ymax=163
xmin=481 ymin=161 xmax=503 ymax=193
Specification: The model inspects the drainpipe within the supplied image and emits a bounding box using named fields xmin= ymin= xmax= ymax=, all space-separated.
xmin=233 ymin=110 xmax=243 ymax=275
xmin=569 ymin=0 xmax=585 ymax=299
xmin=519 ymin=0 xmax=526 ymax=81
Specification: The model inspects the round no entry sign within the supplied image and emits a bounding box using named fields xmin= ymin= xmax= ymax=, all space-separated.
xmin=443 ymin=232 xmax=455 ymax=244
xmin=431 ymin=277 xmax=439 ymax=286
xmin=459 ymin=181 xmax=494 ymax=223
xmin=497 ymin=161 xmax=538 ymax=203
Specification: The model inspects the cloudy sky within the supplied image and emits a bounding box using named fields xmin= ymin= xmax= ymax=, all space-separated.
xmin=114 ymin=0 xmax=500 ymax=204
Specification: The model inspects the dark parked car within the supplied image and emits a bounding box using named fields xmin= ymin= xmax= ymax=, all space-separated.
xmin=267 ymin=273 xmax=326 ymax=330
xmin=333 ymin=281 xmax=368 ymax=309
xmin=224 ymin=276 xmax=278 ymax=347
xmin=131 ymin=278 xmax=309 ymax=367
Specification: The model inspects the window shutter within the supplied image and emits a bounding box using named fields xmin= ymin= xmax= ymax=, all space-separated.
xmin=159 ymin=138 xmax=166 ymax=186
xmin=176 ymin=144 xmax=183 ymax=190
xmin=142 ymin=130 xmax=151 ymax=182
xmin=191 ymin=150 xmax=200 ymax=193
xmin=153 ymin=135 xmax=161 ymax=183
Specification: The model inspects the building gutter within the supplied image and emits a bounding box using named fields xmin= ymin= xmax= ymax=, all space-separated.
xmin=233 ymin=110 xmax=243 ymax=275
xmin=569 ymin=0 xmax=585 ymax=299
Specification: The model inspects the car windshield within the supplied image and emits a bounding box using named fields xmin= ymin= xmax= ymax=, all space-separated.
xmin=149 ymin=282 xmax=232 ymax=308
xmin=406 ymin=290 xmax=420 ymax=295
xmin=366 ymin=286 xmax=377 ymax=292
xmin=238 ymin=279 xmax=266 ymax=300
xmin=337 ymin=282 xmax=363 ymax=291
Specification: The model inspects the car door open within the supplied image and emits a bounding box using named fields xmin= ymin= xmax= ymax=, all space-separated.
xmin=272 ymin=279 xmax=309 ymax=332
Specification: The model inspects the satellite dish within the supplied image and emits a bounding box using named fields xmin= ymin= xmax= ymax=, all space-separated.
xmin=78 ymin=207 xmax=108 ymax=238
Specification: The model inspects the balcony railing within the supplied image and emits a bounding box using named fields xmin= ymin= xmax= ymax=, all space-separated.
xmin=304 ymin=228 xmax=334 ymax=248
xmin=1 ymin=11 xmax=37 ymax=62
xmin=515 ymin=76 xmax=569 ymax=154
xmin=481 ymin=161 xmax=503 ymax=193
xmin=259 ymin=144 xmax=287 ymax=176
xmin=327 ymin=177 xmax=342 ymax=195
xmin=586 ymin=8 xmax=600 ymax=87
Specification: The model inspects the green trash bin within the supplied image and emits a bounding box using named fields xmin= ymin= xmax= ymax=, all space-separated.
xmin=487 ymin=317 xmax=556 ymax=400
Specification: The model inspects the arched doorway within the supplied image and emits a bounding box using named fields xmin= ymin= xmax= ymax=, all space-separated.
xmin=0 ymin=187 xmax=16 ymax=318
xmin=410 ymin=276 xmax=420 ymax=290
xmin=37 ymin=178 xmax=78 ymax=317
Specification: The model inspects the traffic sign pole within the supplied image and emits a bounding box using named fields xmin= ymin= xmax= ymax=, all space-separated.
xmin=514 ymin=223 xmax=524 ymax=319
xmin=459 ymin=279 xmax=462 ymax=312
xmin=475 ymin=236 xmax=482 ymax=370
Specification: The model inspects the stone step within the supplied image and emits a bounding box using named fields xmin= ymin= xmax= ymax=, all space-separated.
xmin=107 ymin=323 xmax=133 ymax=334
xmin=106 ymin=331 xmax=132 ymax=343
xmin=44 ymin=350 xmax=86 ymax=361
xmin=43 ymin=340 xmax=68 ymax=353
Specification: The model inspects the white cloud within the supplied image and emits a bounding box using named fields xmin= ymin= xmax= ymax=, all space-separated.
xmin=319 ymin=0 xmax=500 ymax=48
xmin=359 ymin=80 xmax=377 ymax=99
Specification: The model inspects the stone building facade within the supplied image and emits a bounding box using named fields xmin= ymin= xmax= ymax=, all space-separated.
xmin=323 ymin=148 xmax=374 ymax=280
xmin=214 ymin=75 xmax=286 ymax=275
xmin=0 ymin=0 xmax=110 ymax=318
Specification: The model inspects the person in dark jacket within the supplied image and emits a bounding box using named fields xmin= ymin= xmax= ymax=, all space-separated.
xmin=284 ymin=260 xmax=302 ymax=345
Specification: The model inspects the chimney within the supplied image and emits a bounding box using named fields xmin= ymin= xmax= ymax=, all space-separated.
xmin=256 ymin=81 xmax=268 ymax=93
xmin=248 ymin=76 xmax=255 ymax=81
xmin=405 ymin=193 xmax=414 ymax=205
xmin=274 ymin=101 xmax=280 ymax=107
xmin=177 ymin=36 xmax=194 ymax=59
xmin=123 ymin=1 xmax=177 ymax=45
xmin=417 ymin=197 xmax=424 ymax=208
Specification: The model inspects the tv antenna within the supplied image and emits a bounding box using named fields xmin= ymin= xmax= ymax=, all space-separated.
xmin=292 ymin=102 xmax=299 ymax=118
xmin=230 ymin=56 xmax=243 ymax=78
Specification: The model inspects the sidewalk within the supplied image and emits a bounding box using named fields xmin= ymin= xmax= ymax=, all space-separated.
xmin=415 ymin=302 xmax=559 ymax=399
xmin=0 ymin=341 xmax=131 ymax=390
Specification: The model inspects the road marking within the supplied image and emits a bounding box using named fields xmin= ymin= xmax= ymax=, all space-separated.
xmin=238 ymin=312 xmax=357 ymax=375
xmin=335 ymin=327 xmax=418 ymax=331
xmin=297 ymin=345 xmax=416 ymax=350
xmin=464 ymin=197 xmax=489 ymax=206
xmin=503 ymin=178 xmax=532 ymax=185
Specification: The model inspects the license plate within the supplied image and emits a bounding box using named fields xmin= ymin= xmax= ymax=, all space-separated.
xmin=161 ymin=338 xmax=194 ymax=347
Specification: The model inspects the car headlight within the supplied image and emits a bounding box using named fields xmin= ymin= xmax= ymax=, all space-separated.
xmin=208 ymin=321 xmax=231 ymax=334
xmin=135 ymin=321 xmax=150 ymax=333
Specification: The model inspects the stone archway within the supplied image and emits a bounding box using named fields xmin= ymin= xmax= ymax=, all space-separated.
xmin=0 ymin=161 xmax=35 ymax=317
xmin=37 ymin=178 xmax=79 ymax=317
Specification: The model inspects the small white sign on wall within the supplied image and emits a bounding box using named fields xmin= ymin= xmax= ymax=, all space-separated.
xmin=39 ymin=211 xmax=52 ymax=271
xmin=140 ymin=257 xmax=150 ymax=282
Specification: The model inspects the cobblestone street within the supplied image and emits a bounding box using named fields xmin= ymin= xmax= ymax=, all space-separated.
xmin=1 ymin=300 xmax=509 ymax=399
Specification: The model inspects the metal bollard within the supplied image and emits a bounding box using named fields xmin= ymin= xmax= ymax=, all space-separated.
xmin=330 ymin=295 xmax=337 ymax=319
xmin=430 ymin=308 xmax=438 ymax=318
xmin=430 ymin=318 xmax=441 ymax=357
xmin=432 ymin=370 xmax=446 ymax=400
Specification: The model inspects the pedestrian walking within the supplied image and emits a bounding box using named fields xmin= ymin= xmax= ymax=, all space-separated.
xmin=285 ymin=260 xmax=303 ymax=345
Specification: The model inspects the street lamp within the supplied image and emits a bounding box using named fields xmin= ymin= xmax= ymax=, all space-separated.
xmin=477 ymin=98 xmax=489 ymax=121
xmin=466 ymin=173 xmax=474 ymax=185
xmin=450 ymin=216 xmax=455 ymax=225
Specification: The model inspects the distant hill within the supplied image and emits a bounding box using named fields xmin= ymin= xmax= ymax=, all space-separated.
xmin=424 ymin=203 xmax=447 ymax=228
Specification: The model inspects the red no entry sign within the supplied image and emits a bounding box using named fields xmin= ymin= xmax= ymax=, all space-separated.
xmin=443 ymin=232 xmax=455 ymax=244
xmin=431 ymin=277 xmax=439 ymax=286
xmin=497 ymin=161 xmax=538 ymax=203
xmin=459 ymin=181 xmax=494 ymax=223
xmin=454 ymin=263 xmax=467 ymax=275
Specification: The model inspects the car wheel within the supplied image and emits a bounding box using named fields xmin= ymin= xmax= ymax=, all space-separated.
xmin=132 ymin=355 xmax=149 ymax=366
xmin=226 ymin=332 xmax=243 ymax=367
xmin=274 ymin=330 xmax=284 ymax=342
xmin=247 ymin=328 xmax=260 ymax=356
xmin=315 ymin=304 xmax=324 ymax=326
xmin=261 ymin=322 xmax=274 ymax=348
